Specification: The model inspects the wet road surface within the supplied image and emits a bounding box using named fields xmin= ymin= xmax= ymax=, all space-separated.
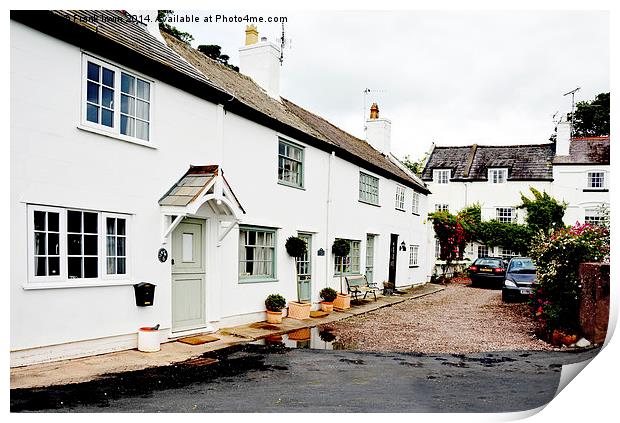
xmin=11 ymin=342 xmax=600 ymax=413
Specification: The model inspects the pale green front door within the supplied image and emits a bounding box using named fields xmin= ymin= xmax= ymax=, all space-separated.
xmin=366 ymin=234 xmax=375 ymax=283
xmin=171 ymin=218 xmax=206 ymax=332
xmin=296 ymin=233 xmax=312 ymax=302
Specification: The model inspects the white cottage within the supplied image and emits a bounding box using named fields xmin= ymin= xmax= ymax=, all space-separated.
xmin=10 ymin=10 xmax=430 ymax=366
xmin=421 ymin=116 xmax=609 ymax=265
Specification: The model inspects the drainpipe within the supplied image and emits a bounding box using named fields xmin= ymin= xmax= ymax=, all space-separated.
xmin=325 ymin=151 xmax=335 ymax=288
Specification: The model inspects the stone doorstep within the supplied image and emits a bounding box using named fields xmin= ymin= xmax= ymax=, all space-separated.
xmin=11 ymin=284 xmax=445 ymax=390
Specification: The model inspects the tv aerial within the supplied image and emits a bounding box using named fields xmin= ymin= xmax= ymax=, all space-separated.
xmin=563 ymin=86 xmax=580 ymax=135
xmin=279 ymin=22 xmax=292 ymax=65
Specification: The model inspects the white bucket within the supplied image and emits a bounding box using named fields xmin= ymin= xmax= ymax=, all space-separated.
xmin=137 ymin=327 xmax=161 ymax=352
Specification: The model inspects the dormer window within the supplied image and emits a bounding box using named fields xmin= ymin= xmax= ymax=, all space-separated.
xmin=488 ymin=168 xmax=508 ymax=184
xmin=433 ymin=169 xmax=450 ymax=184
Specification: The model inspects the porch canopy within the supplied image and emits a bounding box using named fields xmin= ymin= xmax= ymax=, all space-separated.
xmin=159 ymin=165 xmax=245 ymax=244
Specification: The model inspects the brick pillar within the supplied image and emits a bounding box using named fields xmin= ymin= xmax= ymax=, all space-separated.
xmin=579 ymin=262 xmax=610 ymax=344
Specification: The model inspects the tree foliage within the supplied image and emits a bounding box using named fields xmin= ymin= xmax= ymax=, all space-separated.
xmin=517 ymin=187 xmax=566 ymax=234
xmin=197 ymin=44 xmax=240 ymax=72
xmin=571 ymin=92 xmax=610 ymax=137
xmin=157 ymin=10 xmax=194 ymax=43
xmin=401 ymin=153 xmax=428 ymax=175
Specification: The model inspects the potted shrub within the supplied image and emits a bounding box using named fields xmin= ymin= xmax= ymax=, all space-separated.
xmin=332 ymin=239 xmax=351 ymax=310
xmin=319 ymin=287 xmax=338 ymax=313
xmin=265 ymin=294 xmax=286 ymax=324
xmin=285 ymin=236 xmax=312 ymax=320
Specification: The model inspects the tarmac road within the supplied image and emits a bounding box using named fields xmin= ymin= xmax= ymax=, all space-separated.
xmin=10 ymin=343 xmax=601 ymax=413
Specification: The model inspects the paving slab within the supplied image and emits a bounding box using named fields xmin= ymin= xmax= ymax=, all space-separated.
xmin=10 ymin=283 xmax=445 ymax=390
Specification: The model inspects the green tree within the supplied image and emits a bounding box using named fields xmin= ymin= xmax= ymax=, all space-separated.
xmin=157 ymin=10 xmax=194 ymax=44
xmin=571 ymin=92 xmax=610 ymax=137
xmin=401 ymin=153 xmax=428 ymax=175
xmin=518 ymin=187 xmax=566 ymax=234
xmin=197 ymin=45 xmax=240 ymax=72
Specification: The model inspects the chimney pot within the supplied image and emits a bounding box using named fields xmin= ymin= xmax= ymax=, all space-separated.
xmin=245 ymin=24 xmax=259 ymax=46
xmin=261 ymin=36 xmax=267 ymax=42
xmin=369 ymin=103 xmax=380 ymax=119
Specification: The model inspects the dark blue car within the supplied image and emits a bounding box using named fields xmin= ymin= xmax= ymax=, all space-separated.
xmin=502 ymin=257 xmax=537 ymax=302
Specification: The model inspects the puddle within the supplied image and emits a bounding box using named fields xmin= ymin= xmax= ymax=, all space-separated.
xmin=250 ymin=326 xmax=354 ymax=350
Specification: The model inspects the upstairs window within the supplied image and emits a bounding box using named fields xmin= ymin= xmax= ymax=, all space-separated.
xmin=359 ymin=172 xmax=379 ymax=205
xmin=435 ymin=204 xmax=449 ymax=212
xmin=395 ymin=185 xmax=406 ymax=210
xmin=412 ymin=192 xmax=420 ymax=214
xmin=496 ymin=207 xmax=515 ymax=223
xmin=433 ymin=169 xmax=450 ymax=184
xmin=83 ymin=55 xmax=152 ymax=142
xmin=278 ymin=139 xmax=304 ymax=188
xmin=488 ymin=168 xmax=508 ymax=184
xmin=587 ymin=172 xmax=605 ymax=189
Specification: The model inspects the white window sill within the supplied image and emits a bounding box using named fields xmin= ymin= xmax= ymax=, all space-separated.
xmin=22 ymin=279 xmax=136 ymax=290
xmin=77 ymin=125 xmax=157 ymax=149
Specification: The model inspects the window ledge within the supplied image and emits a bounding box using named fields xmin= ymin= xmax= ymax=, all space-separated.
xmin=22 ymin=279 xmax=135 ymax=290
xmin=277 ymin=181 xmax=305 ymax=190
xmin=238 ymin=278 xmax=279 ymax=284
xmin=409 ymin=265 xmax=420 ymax=268
xmin=77 ymin=125 xmax=157 ymax=149
xmin=395 ymin=208 xmax=406 ymax=212
xmin=583 ymin=188 xmax=609 ymax=192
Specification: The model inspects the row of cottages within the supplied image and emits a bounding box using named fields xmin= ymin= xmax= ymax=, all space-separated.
xmin=10 ymin=10 xmax=431 ymax=366
xmin=421 ymin=115 xmax=610 ymax=263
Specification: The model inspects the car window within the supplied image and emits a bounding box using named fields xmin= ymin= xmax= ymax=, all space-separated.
xmin=508 ymin=259 xmax=536 ymax=271
xmin=475 ymin=258 xmax=502 ymax=266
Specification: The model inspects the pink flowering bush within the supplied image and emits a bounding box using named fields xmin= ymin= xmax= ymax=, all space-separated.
xmin=529 ymin=222 xmax=609 ymax=337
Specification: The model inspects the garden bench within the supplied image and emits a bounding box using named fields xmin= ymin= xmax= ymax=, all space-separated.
xmin=345 ymin=275 xmax=379 ymax=302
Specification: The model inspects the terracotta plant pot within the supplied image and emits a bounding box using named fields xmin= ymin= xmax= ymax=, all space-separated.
xmin=265 ymin=310 xmax=283 ymax=324
xmin=288 ymin=327 xmax=311 ymax=341
xmin=320 ymin=301 xmax=334 ymax=313
xmin=288 ymin=301 xmax=312 ymax=320
xmin=333 ymin=293 xmax=351 ymax=311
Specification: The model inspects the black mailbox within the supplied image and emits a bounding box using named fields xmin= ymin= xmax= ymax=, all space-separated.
xmin=134 ymin=282 xmax=156 ymax=307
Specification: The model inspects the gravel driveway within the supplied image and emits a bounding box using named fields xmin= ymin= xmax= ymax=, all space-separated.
xmin=322 ymin=283 xmax=554 ymax=353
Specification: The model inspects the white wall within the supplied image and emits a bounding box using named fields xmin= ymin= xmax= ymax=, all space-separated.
xmin=552 ymin=165 xmax=610 ymax=225
xmin=11 ymin=21 xmax=430 ymax=364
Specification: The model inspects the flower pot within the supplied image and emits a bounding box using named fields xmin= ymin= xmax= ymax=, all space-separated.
xmin=266 ymin=310 xmax=283 ymax=324
xmin=137 ymin=327 xmax=161 ymax=352
xmin=320 ymin=301 xmax=334 ymax=313
xmin=333 ymin=293 xmax=351 ymax=311
xmin=288 ymin=327 xmax=311 ymax=341
xmin=288 ymin=301 xmax=312 ymax=320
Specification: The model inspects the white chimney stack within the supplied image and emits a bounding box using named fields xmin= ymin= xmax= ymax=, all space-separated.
xmin=365 ymin=103 xmax=392 ymax=155
xmin=238 ymin=25 xmax=281 ymax=99
xmin=555 ymin=114 xmax=571 ymax=156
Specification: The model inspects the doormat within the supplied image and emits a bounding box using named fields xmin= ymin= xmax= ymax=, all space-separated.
xmin=249 ymin=322 xmax=281 ymax=331
xmin=310 ymin=310 xmax=329 ymax=318
xmin=177 ymin=334 xmax=219 ymax=345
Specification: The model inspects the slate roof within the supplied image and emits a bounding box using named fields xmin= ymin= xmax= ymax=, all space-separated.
xmin=553 ymin=137 xmax=610 ymax=165
xmin=421 ymin=144 xmax=555 ymax=181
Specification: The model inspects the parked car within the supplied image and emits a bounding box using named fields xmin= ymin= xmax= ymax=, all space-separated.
xmin=468 ymin=257 xmax=507 ymax=287
xmin=502 ymin=257 xmax=537 ymax=302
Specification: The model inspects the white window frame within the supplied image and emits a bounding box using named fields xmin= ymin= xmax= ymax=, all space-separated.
xmin=80 ymin=54 xmax=154 ymax=146
xmin=587 ymin=171 xmax=605 ymax=189
xmin=26 ymin=205 xmax=132 ymax=288
xmin=435 ymin=238 xmax=441 ymax=258
xmin=359 ymin=171 xmax=380 ymax=205
xmin=584 ymin=208 xmax=604 ymax=226
xmin=412 ymin=192 xmax=420 ymax=214
xmin=477 ymin=245 xmax=489 ymax=258
xmin=433 ymin=169 xmax=450 ymax=184
xmin=333 ymin=239 xmax=361 ymax=275
xmin=435 ymin=204 xmax=449 ymax=212
xmin=238 ymin=226 xmax=277 ymax=283
xmin=488 ymin=168 xmax=508 ymax=184
xmin=409 ymin=245 xmax=419 ymax=267
xmin=496 ymin=207 xmax=515 ymax=223
xmin=395 ymin=185 xmax=406 ymax=211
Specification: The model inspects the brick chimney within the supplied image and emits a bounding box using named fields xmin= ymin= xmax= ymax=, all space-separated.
xmin=365 ymin=103 xmax=392 ymax=155
xmin=239 ymin=25 xmax=281 ymax=99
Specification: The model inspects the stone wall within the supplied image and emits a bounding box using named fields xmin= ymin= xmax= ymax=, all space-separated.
xmin=579 ymin=262 xmax=610 ymax=344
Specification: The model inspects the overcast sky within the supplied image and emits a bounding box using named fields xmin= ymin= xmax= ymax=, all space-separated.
xmin=174 ymin=10 xmax=609 ymax=160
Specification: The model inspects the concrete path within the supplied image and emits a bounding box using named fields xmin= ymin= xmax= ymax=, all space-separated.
xmin=10 ymin=284 xmax=443 ymax=389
